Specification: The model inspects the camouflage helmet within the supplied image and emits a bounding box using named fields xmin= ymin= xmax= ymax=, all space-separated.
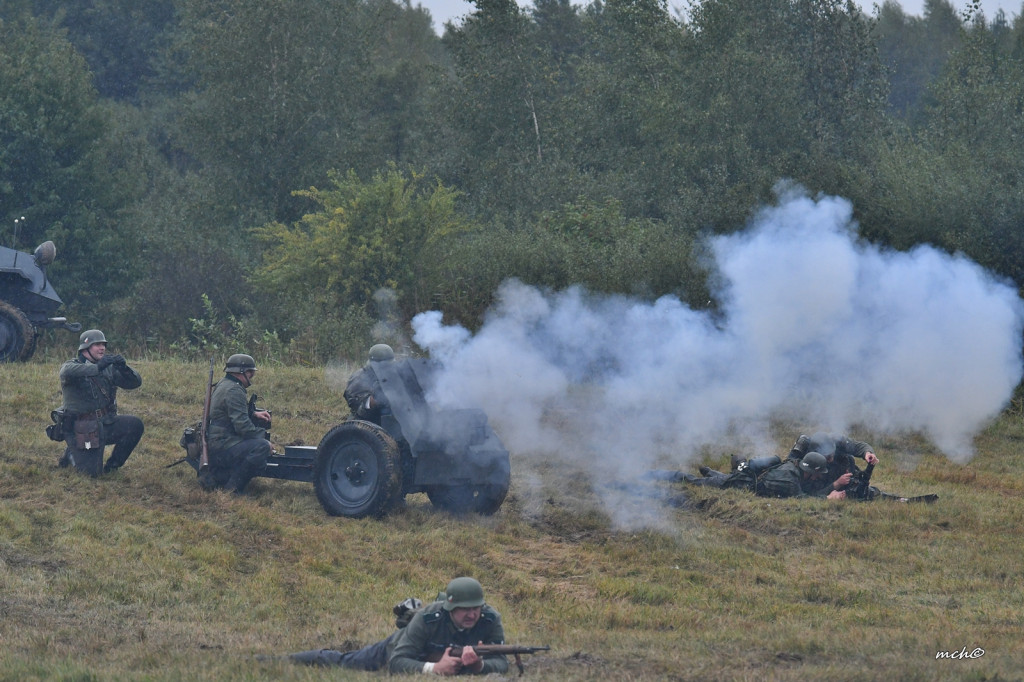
xmin=225 ymin=353 xmax=257 ymax=373
xmin=368 ymin=344 xmax=395 ymax=362
xmin=443 ymin=577 xmax=485 ymax=611
xmin=78 ymin=329 xmax=108 ymax=351
xmin=799 ymin=451 xmax=829 ymax=474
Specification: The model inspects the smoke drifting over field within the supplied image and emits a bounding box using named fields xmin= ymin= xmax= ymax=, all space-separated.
xmin=412 ymin=185 xmax=1024 ymax=523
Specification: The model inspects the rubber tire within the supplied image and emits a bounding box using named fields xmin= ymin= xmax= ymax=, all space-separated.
xmin=427 ymin=483 xmax=508 ymax=516
xmin=0 ymin=301 xmax=34 ymax=363
xmin=314 ymin=420 xmax=402 ymax=518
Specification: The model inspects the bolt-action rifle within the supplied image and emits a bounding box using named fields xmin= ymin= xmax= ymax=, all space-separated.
xmin=199 ymin=358 xmax=214 ymax=472
xmin=426 ymin=644 xmax=550 ymax=676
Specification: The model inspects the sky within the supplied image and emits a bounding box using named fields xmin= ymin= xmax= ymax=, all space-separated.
xmin=414 ymin=0 xmax=1020 ymax=33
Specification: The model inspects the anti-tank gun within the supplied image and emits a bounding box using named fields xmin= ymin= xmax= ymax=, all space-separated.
xmin=0 ymin=240 xmax=81 ymax=362
xmin=180 ymin=357 xmax=511 ymax=518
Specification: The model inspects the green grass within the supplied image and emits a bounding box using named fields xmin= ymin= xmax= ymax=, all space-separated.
xmin=2 ymin=356 xmax=1022 ymax=680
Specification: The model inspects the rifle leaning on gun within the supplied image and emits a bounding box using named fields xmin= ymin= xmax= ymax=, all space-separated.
xmin=426 ymin=644 xmax=550 ymax=676
xmin=199 ymin=357 xmax=214 ymax=472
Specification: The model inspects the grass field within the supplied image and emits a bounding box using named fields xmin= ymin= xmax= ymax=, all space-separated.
xmin=2 ymin=354 xmax=1022 ymax=681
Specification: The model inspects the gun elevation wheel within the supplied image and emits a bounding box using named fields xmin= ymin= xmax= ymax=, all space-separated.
xmin=0 ymin=301 xmax=34 ymax=363
xmin=427 ymin=483 xmax=508 ymax=516
xmin=314 ymin=420 xmax=402 ymax=518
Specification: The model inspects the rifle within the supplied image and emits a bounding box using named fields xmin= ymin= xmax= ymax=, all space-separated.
xmin=199 ymin=358 xmax=214 ymax=472
xmin=426 ymin=644 xmax=550 ymax=676
xmin=845 ymin=461 xmax=874 ymax=500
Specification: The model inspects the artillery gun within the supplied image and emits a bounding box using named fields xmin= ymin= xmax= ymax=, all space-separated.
xmin=181 ymin=357 xmax=511 ymax=518
xmin=0 ymin=240 xmax=81 ymax=362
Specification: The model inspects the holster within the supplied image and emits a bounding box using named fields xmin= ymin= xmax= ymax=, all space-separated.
xmin=46 ymin=409 xmax=67 ymax=442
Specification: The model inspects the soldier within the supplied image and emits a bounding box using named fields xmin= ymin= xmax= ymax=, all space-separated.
xmin=288 ymin=576 xmax=510 ymax=675
xmin=343 ymin=343 xmax=395 ymax=424
xmin=203 ymin=353 xmax=272 ymax=495
xmin=784 ymin=431 xmax=879 ymax=496
xmin=673 ymin=451 xmax=837 ymax=498
xmin=58 ymin=329 xmax=144 ymax=476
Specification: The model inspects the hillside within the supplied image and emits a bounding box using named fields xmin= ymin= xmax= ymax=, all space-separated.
xmin=2 ymin=357 xmax=1022 ymax=681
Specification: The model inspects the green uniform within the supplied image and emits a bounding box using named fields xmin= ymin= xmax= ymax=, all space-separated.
xmin=787 ymin=433 xmax=873 ymax=488
xmin=388 ymin=600 xmax=509 ymax=675
xmin=753 ymin=460 xmax=833 ymax=498
xmin=203 ymin=374 xmax=270 ymax=494
xmin=59 ymin=355 xmax=142 ymax=420
xmin=58 ymin=353 xmax=144 ymax=475
xmin=206 ymin=375 xmax=267 ymax=452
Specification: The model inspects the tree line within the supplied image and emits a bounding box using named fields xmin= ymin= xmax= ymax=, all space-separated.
xmin=2 ymin=0 xmax=1022 ymax=363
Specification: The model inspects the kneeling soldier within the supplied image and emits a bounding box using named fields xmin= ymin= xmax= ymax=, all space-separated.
xmin=203 ymin=354 xmax=271 ymax=495
xmin=58 ymin=329 xmax=144 ymax=476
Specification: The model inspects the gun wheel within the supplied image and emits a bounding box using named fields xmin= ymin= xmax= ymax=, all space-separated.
xmin=314 ymin=420 xmax=402 ymax=518
xmin=427 ymin=483 xmax=508 ymax=516
xmin=0 ymin=301 xmax=34 ymax=363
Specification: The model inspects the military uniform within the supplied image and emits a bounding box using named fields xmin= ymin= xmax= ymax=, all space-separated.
xmin=389 ymin=600 xmax=508 ymax=674
xmin=289 ymin=577 xmax=509 ymax=675
xmin=787 ymin=433 xmax=873 ymax=487
xmin=343 ymin=365 xmax=383 ymax=422
xmin=678 ymin=460 xmax=833 ymax=498
xmin=205 ymin=373 xmax=271 ymax=494
xmin=59 ymin=352 xmax=143 ymax=476
xmin=343 ymin=345 xmax=396 ymax=424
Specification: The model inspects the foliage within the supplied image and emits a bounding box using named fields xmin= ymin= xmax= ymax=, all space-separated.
xmin=4 ymin=0 xmax=1024 ymax=361
xmin=0 ymin=15 xmax=147 ymax=309
xmin=250 ymin=165 xmax=476 ymax=356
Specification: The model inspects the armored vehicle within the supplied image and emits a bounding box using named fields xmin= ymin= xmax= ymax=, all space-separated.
xmin=0 ymin=241 xmax=81 ymax=362
xmin=182 ymin=357 xmax=511 ymax=518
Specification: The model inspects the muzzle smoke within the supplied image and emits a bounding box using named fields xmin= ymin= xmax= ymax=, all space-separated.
xmin=411 ymin=185 xmax=1024 ymax=521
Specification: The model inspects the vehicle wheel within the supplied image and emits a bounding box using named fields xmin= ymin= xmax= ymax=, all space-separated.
xmin=0 ymin=301 xmax=33 ymax=363
xmin=427 ymin=483 xmax=508 ymax=516
xmin=314 ymin=420 xmax=402 ymax=518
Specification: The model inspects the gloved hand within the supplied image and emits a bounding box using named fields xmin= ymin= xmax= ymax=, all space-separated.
xmin=106 ymin=354 xmax=126 ymax=367
xmin=96 ymin=355 xmax=116 ymax=370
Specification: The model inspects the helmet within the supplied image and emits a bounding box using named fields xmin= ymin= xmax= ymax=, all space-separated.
xmin=808 ymin=432 xmax=836 ymax=458
xmin=443 ymin=577 xmax=485 ymax=611
xmin=225 ymin=353 xmax=257 ymax=373
xmin=78 ymin=329 xmax=107 ymax=351
xmin=368 ymin=344 xmax=395 ymax=362
xmin=799 ymin=451 xmax=829 ymax=474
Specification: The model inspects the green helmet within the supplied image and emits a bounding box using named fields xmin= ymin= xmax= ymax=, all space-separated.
xmin=225 ymin=353 xmax=257 ymax=373
xmin=368 ymin=344 xmax=395 ymax=362
xmin=443 ymin=577 xmax=485 ymax=611
xmin=78 ymin=329 xmax=107 ymax=351
xmin=799 ymin=451 xmax=829 ymax=474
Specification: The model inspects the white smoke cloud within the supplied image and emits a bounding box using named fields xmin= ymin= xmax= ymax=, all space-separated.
xmin=411 ymin=184 xmax=1024 ymax=523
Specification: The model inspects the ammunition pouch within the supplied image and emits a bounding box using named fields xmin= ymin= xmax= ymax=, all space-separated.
xmin=46 ymin=409 xmax=67 ymax=442
xmin=73 ymin=417 xmax=101 ymax=450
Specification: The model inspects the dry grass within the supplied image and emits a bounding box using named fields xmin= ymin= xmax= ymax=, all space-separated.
xmin=2 ymin=356 xmax=1022 ymax=681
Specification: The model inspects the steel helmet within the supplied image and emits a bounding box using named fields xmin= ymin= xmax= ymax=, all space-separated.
xmin=225 ymin=353 xmax=257 ymax=373
xmin=368 ymin=344 xmax=395 ymax=362
xmin=443 ymin=577 xmax=485 ymax=611
xmin=799 ymin=451 xmax=829 ymax=474
xmin=78 ymin=329 xmax=107 ymax=351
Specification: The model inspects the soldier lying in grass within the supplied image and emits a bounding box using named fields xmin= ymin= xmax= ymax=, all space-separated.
xmin=287 ymin=576 xmax=510 ymax=675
